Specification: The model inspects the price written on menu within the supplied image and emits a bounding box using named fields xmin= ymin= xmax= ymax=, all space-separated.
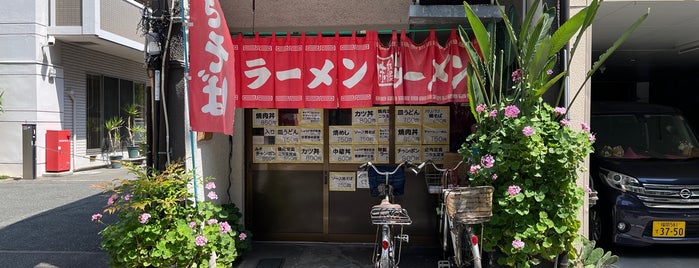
xmin=276 ymin=127 xmax=300 ymax=144
xmin=422 ymin=107 xmax=449 ymax=125
xmin=352 ymin=108 xmax=377 ymax=125
xmin=423 ymin=145 xmax=448 ymax=163
xmin=396 ymin=146 xmax=421 ymax=162
xmin=353 ymin=128 xmax=377 ymax=144
xmin=329 ymin=172 xmax=356 ymax=191
xmin=423 ymin=127 xmax=448 ymax=144
xmin=253 ymin=109 xmax=278 ymax=127
xmin=276 ymin=146 xmax=299 ymax=162
xmin=395 ymin=107 xmax=421 ymax=125
xmin=299 ymin=145 xmax=323 ymax=162
xmin=377 ymin=107 xmax=390 ymax=125
xmin=330 ymin=145 xmax=353 ymax=163
xmin=395 ymin=127 xmax=421 ymax=144
xmin=253 ymin=146 xmax=276 ymax=163
xmin=330 ymin=127 xmax=353 ymax=144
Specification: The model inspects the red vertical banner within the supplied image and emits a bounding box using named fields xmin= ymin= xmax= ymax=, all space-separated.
xmin=401 ymin=30 xmax=436 ymax=104
xmin=337 ymin=31 xmax=376 ymax=108
xmin=445 ymin=29 xmax=469 ymax=103
xmin=188 ymin=0 xmax=237 ymax=135
xmin=274 ymin=33 xmax=305 ymax=108
xmin=239 ymin=33 xmax=275 ymax=108
xmin=375 ymin=30 xmax=402 ymax=105
xmin=430 ymin=29 xmax=469 ymax=103
xmin=304 ymin=33 xmax=338 ymax=108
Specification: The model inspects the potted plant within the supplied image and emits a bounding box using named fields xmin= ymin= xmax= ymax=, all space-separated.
xmin=457 ymin=0 xmax=647 ymax=267
xmin=123 ymin=103 xmax=145 ymax=158
xmin=105 ymin=116 xmax=124 ymax=168
xmin=91 ymin=163 xmax=252 ymax=267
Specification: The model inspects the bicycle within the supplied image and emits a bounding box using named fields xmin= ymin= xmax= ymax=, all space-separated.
xmin=416 ymin=160 xmax=494 ymax=268
xmin=359 ymin=161 xmax=419 ymax=268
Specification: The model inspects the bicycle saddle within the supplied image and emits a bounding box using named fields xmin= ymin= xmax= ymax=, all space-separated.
xmin=373 ymin=198 xmax=402 ymax=210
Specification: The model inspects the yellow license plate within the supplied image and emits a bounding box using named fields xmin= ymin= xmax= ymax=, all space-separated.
xmin=652 ymin=221 xmax=686 ymax=237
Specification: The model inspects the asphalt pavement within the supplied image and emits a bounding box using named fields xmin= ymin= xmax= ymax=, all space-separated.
xmin=2 ymin=167 xmax=699 ymax=268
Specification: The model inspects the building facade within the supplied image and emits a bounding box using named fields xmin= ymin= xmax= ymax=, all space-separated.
xmin=181 ymin=0 xmax=594 ymax=243
xmin=0 ymin=0 xmax=148 ymax=177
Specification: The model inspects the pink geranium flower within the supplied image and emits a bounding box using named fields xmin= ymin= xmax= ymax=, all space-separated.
xmin=207 ymin=191 xmax=218 ymax=200
xmin=195 ymin=235 xmax=208 ymax=246
xmin=504 ymin=105 xmax=520 ymax=118
xmin=508 ymin=185 xmax=521 ymax=196
xmin=588 ymin=133 xmax=596 ymax=141
xmin=476 ymin=104 xmax=487 ymax=113
xmin=491 ymin=174 xmax=498 ymax=180
xmin=480 ymin=155 xmax=495 ymax=169
xmin=239 ymin=233 xmax=247 ymax=240
xmin=219 ymin=221 xmax=231 ymax=234
xmin=511 ymin=69 xmax=523 ymax=82
xmin=91 ymin=213 xmax=103 ymax=222
xmin=522 ymin=126 xmax=535 ymax=137
xmin=488 ymin=109 xmax=498 ymax=117
xmin=581 ymin=122 xmax=590 ymax=132
xmin=554 ymin=107 xmax=566 ymax=115
xmin=512 ymin=239 xmax=525 ymax=249
xmin=469 ymin=165 xmax=482 ymax=175
xmin=560 ymin=119 xmax=571 ymax=127
xmin=205 ymin=182 xmax=216 ymax=190
xmin=139 ymin=213 xmax=151 ymax=224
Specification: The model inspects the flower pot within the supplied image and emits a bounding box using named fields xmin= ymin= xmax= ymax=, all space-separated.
xmin=127 ymin=146 xmax=139 ymax=158
xmin=109 ymin=155 xmax=123 ymax=168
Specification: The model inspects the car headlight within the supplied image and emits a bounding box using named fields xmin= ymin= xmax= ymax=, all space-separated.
xmin=599 ymin=168 xmax=644 ymax=193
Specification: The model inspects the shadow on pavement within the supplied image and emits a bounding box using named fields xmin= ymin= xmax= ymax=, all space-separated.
xmin=0 ymin=193 xmax=115 ymax=268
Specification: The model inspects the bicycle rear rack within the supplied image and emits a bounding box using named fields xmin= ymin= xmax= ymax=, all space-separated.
xmin=371 ymin=207 xmax=412 ymax=225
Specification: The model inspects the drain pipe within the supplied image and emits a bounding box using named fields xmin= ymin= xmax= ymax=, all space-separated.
xmin=67 ymin=90 xmax=76 ymax=172
xmin=561 ymin=0 xmax=570 ymax=108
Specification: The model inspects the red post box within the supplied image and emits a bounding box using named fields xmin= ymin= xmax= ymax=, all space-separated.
xmin=46 ymin=130 xmax=71 ymax=172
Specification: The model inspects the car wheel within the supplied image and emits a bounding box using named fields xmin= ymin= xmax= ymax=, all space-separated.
xmin=589 ymin=206 xmax=603 ymax=242
xmin=589 ymin=205 xmax=612 ymax=247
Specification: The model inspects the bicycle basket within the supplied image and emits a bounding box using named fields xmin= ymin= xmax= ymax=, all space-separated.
xmin=368 ymin=165 xmax=405 ymax=197
xmin=424 ymin=168 xmax=444 ymax=194
xmin=444 ymin=186 xmax=494 ymax=224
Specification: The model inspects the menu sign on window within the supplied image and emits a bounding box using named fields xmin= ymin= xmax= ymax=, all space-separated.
xmin=330 ymin=145 xmax=353 ymax=162
xmin=299 ymin=109 xmax=323 ymax=125
xmin=300 ymin=128 xmax=323 ymax=144
xmin=300 ymin=145 xmax=323 ymax=163
xmin=253 ymin=145 xmax=276 ymax=163
xmin=396 ymin=146 xmax=421 ymax=162
xmin=395 ymin=126 xmax=421 ymax=144
xmin=329 ymin=172 xmax=356 ymax=191
xmin=330 ymin=127 xmax=353 ymax=143
xmin=253 ymin=109 xmax=278 ymax=127
xmin=395 ymin=106 xmax=421 ymax=125
xmin=352 ymin=108 xmax=377 ymax=125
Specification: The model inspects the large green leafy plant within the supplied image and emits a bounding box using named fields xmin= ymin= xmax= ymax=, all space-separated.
xmin=457 ymin=0 xmax=647 ymax=267
xmin=92 ymin=163 xmax=251 ymax=267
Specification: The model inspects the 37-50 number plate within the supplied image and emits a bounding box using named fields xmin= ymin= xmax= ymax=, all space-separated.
xmin=652 ymin=221 xmax=685 ymax=237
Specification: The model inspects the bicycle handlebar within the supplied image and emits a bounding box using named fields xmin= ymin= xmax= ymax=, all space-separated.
xmin=359 ymin=161 xmax=420 ymax=175
xmin=416 ymin=159 xmax=464 ymax=173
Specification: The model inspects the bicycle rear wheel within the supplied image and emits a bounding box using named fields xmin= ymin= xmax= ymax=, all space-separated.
xmin=451 ymin=224 xmax=481 ymax=268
